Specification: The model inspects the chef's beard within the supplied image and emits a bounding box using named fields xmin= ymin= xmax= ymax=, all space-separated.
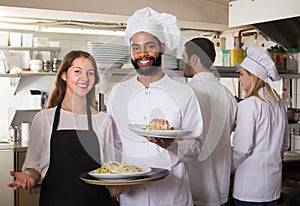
xmin=131 ymin=53 xmax=162 ymax=76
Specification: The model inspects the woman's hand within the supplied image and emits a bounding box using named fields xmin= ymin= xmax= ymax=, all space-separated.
xmin=7 ymin=171 xmax=35 ymax=190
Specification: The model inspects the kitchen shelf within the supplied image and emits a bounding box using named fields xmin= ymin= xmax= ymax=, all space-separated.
xmin=0 ymin=71 xmax=57 ymax=78
xmin=0 ymin=46 xmax=60 ymax=52
xmin=8 ymin=108 xmax=41 ymax=127
xmin=0 ymin=72 xmax=56 ymax=95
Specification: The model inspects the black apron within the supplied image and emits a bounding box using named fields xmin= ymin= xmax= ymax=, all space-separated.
xmin=39 ymin=103 xmax=113 ymax=206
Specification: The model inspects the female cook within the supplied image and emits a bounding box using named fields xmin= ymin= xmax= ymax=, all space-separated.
xmin=7 ymin=50 xmax=121 ymax=205
xmin=232 ymin=46 xmax=290 ymax=206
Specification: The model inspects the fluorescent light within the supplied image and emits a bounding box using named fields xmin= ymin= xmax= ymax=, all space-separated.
xmin=0 ymin=22 xmax=36 ymax=31
xmin=38 ymin=27 xmax=125 ymax=36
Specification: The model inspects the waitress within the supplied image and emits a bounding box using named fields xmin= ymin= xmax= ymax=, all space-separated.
xmin=7 ymin=50 xmax=121 ymax=205
xmin=232 ymin=46 xmax=290 ymax=206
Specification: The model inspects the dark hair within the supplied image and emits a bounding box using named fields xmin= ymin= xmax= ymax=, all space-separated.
xmin=46 ymin=50 xmax=100 ymax=108
xmin=184 ymin=37 xmax=216 ymax=69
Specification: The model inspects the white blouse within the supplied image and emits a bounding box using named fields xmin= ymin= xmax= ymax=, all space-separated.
xmin=22 ymin=107 xmax=121 ymax=180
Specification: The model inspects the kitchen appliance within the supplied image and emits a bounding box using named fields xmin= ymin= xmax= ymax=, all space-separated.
xmin=229 ymin=0 xmax=300 ymax=49
xmin=9 ymin=125 xmax=20 ymax=142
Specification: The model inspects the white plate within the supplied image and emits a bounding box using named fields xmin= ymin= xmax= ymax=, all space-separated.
xmin=128 ymin=124 xmax=192 ymax=139
xmin=88 ymin=164 xmax=151 ymax=179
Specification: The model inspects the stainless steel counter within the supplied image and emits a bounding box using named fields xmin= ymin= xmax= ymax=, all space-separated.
xmin=0 ymin=140 xmax=28 ymax=151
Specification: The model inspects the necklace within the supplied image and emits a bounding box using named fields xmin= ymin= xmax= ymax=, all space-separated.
xmin=61 ymin=103 xmax=86 ymax=114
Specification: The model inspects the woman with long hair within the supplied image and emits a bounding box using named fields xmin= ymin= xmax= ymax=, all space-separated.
xmin=8 ymin=50 xmax=121 ymax=205
xmin=232 ymin=46 xmax=290 ymax=206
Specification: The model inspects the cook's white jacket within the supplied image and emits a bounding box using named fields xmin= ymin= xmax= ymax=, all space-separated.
xmin=232 ymin=87 xmax=290 ymax=202
xmin=185 ymin=72 xmax=237 ymax=206
xmin=107 ymin=74 xmax=203 ymax=206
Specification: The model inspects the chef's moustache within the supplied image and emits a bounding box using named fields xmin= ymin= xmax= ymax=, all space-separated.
xmin=131 ymin=53 xmax=162 ymax=76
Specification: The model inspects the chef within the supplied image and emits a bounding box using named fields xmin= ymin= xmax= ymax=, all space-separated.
xmin=107 ymin=7 xmax=203 ymax=206
xmin=182 ymin=37 xmax=237 ymax=206
xmin=232 ymin=46 xmax=290 ymax=206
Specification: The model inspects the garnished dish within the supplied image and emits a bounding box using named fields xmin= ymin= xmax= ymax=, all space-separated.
xmin=88 ymin=161 xmax=151 ymax=179
xmin=145 ymin=119 xmax=175 ymax=130
xmin=95 ymin=161 xmax=145 ymax=174
xmin=128 ymin=119 xmax=192 ymax=139
xmin=80 ymin=167 xmax=170 ymax=186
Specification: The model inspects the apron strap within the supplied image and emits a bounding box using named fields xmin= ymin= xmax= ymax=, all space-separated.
xmin=52 ymin=103 xmax=62 ymax=134
xmin=86 ymin=97 xmax=93 ymax=131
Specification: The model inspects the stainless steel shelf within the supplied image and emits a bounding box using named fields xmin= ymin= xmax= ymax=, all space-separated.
xmin=0 ymin=46 xmax=60 ymax=52
xmin=0 ymin=72 xmax=56 ymax=77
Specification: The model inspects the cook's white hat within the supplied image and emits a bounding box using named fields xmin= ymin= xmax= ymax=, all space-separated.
xmin=124 ymin=7 xmax=181 ymax=52
xmin=240 ymin=46 xmax=280 ymax=83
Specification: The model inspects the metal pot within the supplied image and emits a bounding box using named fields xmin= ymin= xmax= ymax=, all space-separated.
xmin=52 ymin=58 xmax=61 ymax=72
xmin=42 ymin=60 xmax=53 ymax=72
xmin=287 ymin=108 xmax=300 ymax=123
xmin=9 ymin=126 xmax=20 ymax=142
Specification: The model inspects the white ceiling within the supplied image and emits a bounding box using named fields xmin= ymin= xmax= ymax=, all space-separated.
xmin=0 ymin=0 xmax=230 ymax=31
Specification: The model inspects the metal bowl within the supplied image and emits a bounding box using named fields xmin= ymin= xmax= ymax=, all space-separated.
xmin=287 ymin=108 xmax=300 ymax=123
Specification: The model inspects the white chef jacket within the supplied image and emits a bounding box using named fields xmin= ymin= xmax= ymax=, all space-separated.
xmin=107 ymin=74 xmax=203 ymax=206
xmin=22 ymin=107 xmax=120 ymax=180
xmin=185 ymin=72 xmax=237 ymax=206
xmin=232 ymin=87 xmax=290 ymax=202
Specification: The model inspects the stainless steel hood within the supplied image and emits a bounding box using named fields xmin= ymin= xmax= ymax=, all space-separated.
xmin=229 ymin=0 xmax=300 ymax=49
xmin=252 ymin=16 xmax=300 ymax=49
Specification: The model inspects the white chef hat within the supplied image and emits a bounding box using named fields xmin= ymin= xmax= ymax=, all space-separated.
xmin=240 ymin=46 xmax=280 ymax=83
xmin=124 ymin=7 xmax=181 ymax=52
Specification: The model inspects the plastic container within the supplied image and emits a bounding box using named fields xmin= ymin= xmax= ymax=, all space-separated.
xmin=230 ymin=49 xmax=244 ymax=66
xmin=268 ymin=46 xmax=286 ymax=72
xmin=9 ymin=32 xmax=22 ymax=47
xmin=0 ymin=31 xmax=9 ymax=46
xmin=0 ymin=51 xmax=8 ymax=74
xmin=22 ymin=33 xmax=33 ymax=47
xmin=222 ymin=50 xmax=230 ymax=66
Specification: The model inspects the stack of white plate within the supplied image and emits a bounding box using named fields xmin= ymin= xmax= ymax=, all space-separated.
xmin=87 ymin=42 xmax=130 ymax=69
xmin=162 ymin=50 xmax=178 ymax=69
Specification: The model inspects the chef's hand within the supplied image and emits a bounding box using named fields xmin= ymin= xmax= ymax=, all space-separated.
xmin=7 ymin=171 xmax=35 ymax=190
xmin=105 ymin=185 xmax=126 ymax=196
xmin=146 ymin=137 xmax=175 ymax=148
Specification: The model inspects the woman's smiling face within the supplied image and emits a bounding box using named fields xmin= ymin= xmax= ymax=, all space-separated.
xmin=62 ymin=57 xmax=95 ymax=98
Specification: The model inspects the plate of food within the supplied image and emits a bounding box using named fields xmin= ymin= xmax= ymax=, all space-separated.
xmin=88 ymin=161 xmax=151 ymax=179
xmin=81 ymin=167 xmax=170 ymax=186
xmin=128 ymin=119 xmax=192 ymax=138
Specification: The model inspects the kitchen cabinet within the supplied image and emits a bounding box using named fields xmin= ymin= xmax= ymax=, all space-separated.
xmin=0 ymin=149 xmax=14 ymax=206
xmin=0 ymin=145 xmax=39 ymax=206
xmin=14 ymin=149 xmax=40 ymax=206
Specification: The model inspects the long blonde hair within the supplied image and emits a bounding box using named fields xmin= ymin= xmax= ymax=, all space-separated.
xmin=246 ymin=71 xmax=280 ymax=103
xmin=46 ymin=50 xmax=100 ymax=109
